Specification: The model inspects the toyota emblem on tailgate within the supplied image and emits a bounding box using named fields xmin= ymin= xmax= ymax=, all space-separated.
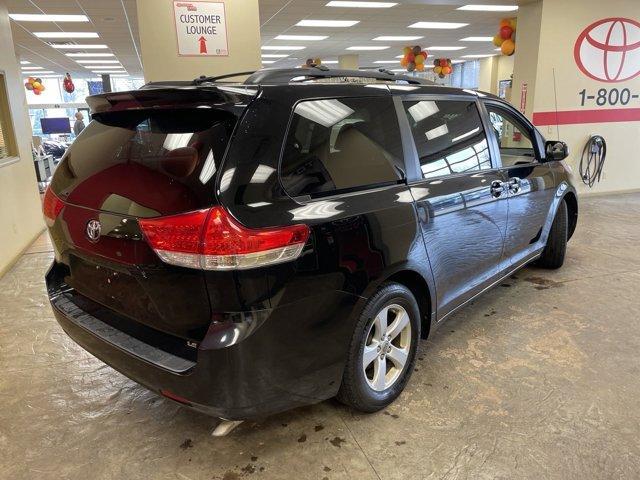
xmin=86 ymin=219 xmax=102 ymax=243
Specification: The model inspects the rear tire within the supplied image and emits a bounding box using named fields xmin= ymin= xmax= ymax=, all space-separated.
xmin=537 ymin=199 xmax=568 ymax=269
xmin=337 ymin=283 xmax=420 ymax=413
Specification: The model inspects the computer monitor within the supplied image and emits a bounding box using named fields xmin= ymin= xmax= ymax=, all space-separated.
xmin=41 ymin=117 xmax=71 ymax=135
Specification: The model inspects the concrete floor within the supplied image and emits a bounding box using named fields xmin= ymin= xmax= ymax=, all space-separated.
xmin=1 ymin=193 xmax=640 ymax=480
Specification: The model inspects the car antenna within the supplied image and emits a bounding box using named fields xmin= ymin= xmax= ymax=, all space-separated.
xmin=552 ymin=67 xmax=560 ymax=140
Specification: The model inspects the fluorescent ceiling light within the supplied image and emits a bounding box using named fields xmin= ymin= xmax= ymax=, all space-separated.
xmin=347 ymin=46 xmax=389 ymax=50
xmin=322 ymin=60 xmax=339 ymax=64
xmin=84 ymin=65 xmax=124 ymax=69
xmin=76 ymin=59 xmax=120 ymax=64
xmin=460 ymin=37 xmax=493 ymax=41
xmin=34 ymin=32 xmax=99 ymax=39
xmin=92 ymin=70 xmax=127 ymax=74
xmin=326 ymin=1 xmax=397 ymax=7
xmin=275 ymin=35 xmax=328 ymax=41
xmin=50 ymin=43 xmax=108 ymax=49
xmin=451 ymin=127 xmax=480 ymax=143
xmin=390 ymin=69 xmax=405 ymax=72
xmin=21 ymin=66 xmax=44 ymax=70
xmin=461 ymin=54 xmax=496 ymax=58
xmin=23 ymin=71 xmax=54 ymax=74
xmin=26 ymin=74 xmax=61 ymax=78
xmin=296 ymin=19 xmax=360 ymax=27
xmin=428 ymin=46 xmax=466 ymax=51
xmin=425 ymin=124 xmax=449 ymax=140
xmin=262 ymin=54 xmax=289 ymax=58
xmin=408 ymin=101 xmax=439 ymax=122
xmin=451 ymin=60 xmax=465 ymax=64
xmin=457 ymin=5 xmax=518 ymax=11
xmin=374 ymin=60 xmax=399 ymax=64
xmin=295 ymin=99 xmax=354 ymax=127
xmin=262 ymin=61 xmax=276 ymax=64
xmin=409 ymin=22 xmax=468 ymax=29
xmin=374 ymin=36 xmax=423 ymax=41
xmin=65 ymin=52 xmax=114 ymax=57
xmin=20 ymin=60 xmax=31 ymax=64
xmin=9 ymin=14 xmax=89 ymax=22
xmin=261 ymin=45 xmax=306 ymax=50
xmin=110 ymin=74 xmax=130 ymax=77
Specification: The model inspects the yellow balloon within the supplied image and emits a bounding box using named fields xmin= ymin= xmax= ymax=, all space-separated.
xmin=403 ymin=46 xmax=412 ymax=56
xmin=32 ymin=81 xmax=41 ymax=89
xmin=509 ymin=18 xmax=517 ymax=31
xmin=434 ymin=66 xmax=442 ymax=74
xmin=493 ymin=34 xmax=504 ymax=47
xmin=313 ymin=58 xmax=322 ymax=65
xmin=415 ymin=54 xmax=424 ymax=64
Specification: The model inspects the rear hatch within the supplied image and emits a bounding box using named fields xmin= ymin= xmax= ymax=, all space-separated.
xmin=47 ymin=86 xmax=256 ymax=343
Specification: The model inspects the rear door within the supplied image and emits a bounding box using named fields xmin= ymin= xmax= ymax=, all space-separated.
xmin=398 ymin=95 xmax=509 ymax=319
xmin=482 ymin=100 xmax=556 ymax=266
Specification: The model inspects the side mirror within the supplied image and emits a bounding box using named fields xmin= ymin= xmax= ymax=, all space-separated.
xmin=545 ymin=140 xmax=569 ymax=161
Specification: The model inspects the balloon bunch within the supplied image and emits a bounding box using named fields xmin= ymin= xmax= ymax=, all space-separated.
xmin=24 ymin=77 xmax=45 ymax=96
xmin=400 ymin=46 xmax=429 ymax=72
xmin=433 ymin=58 xmax=453 ymax=78
xmin=304 ymin=58 xmax=323 ymax=67
xmin=63 ymin=73 xmax=75 ymax=93
xmin=493 ymin=18 xmax=517 ymax=56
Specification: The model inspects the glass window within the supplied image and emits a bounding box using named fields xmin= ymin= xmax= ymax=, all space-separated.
xmin=280 ymin=97 xmax=404 ymax=197
xmin=403 ymin=100 xmax=491 ymax=179
xmin=486 ymin=106 xmax=536 ymax=167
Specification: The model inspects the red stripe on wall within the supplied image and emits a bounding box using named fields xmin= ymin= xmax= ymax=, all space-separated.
xmin=532 ymin=108 xmax=640 ymax=126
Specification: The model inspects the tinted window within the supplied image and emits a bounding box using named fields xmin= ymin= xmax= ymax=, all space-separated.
xmin=486 ymin=105 xmax=536 ymax=167
xmin=280 ymin=97 xmax=404 ymax=197
xmin=403 ymin=100 xmax=491 ymax=179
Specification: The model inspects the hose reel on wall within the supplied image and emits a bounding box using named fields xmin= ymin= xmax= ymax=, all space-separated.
xmin=579 ymin=135 xmax=607 ymax=188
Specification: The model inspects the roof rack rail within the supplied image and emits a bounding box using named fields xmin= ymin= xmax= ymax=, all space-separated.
xmin=243 ymin=67 xmax=431 ymax=85
xmin=192 ymin=71 xmax=256 ymax=85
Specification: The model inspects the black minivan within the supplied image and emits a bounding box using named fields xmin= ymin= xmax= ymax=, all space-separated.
xmin=45 ymin=68 xmax=578 ymax=422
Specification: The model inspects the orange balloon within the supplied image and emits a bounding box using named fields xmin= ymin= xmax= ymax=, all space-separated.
xmin=501 ymin=39 xmax=515 ymax=56
xmin=442 ymin=66 xmax=452 ymax=75
xmin=416 ymin=63 xmax=425 ymax=72
xmin=500 ymin=18 xmax=511 ymax=28
xmin=400 ymin=58 xmax=408 ymax=67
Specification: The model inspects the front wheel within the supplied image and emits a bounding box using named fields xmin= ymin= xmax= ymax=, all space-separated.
xmin=337 ymin=283 xmax=420 ymax=413
xmin=537 ymin=199 xmax=568 ymax=269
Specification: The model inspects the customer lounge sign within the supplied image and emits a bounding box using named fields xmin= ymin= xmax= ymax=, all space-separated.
xmin=173 ymin=1 xmax=229 ymax=56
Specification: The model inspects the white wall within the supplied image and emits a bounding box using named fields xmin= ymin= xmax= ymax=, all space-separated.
xmin=0 ymin=4 xmax=45 ymax=277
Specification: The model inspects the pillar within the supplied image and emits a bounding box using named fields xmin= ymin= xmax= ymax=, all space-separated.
xmin=511 ymin=0 xmax=640 ymax=195
xmin=136 ymin=0 xmax=262 ymax=82
xmin=339 ymin=54 xmax=359 ymax=70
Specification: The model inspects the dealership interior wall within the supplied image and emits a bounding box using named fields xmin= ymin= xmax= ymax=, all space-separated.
xmin=1 ymin=0 xmax=640 ymax=478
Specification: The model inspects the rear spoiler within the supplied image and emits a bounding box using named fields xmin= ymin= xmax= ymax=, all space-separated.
xmin=86 ymin=85 xmax=259 ymax=115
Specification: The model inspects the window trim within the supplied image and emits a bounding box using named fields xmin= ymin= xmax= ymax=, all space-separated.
xmin=480 ymin=99 xmax=543 ymax=169
xmin=0 ymin=71 xmax=20 ymax=168
xmin=397 ymin=94 xmax=497 ymax=183
xmin=277 ymin=95 xmax=408 ymax=201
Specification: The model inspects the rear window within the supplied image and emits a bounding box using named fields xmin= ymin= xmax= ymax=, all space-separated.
xmin=51 ymin=109 xmax=237 ymax=216
xmin=280 ymin=97 xmax=404 ymax=198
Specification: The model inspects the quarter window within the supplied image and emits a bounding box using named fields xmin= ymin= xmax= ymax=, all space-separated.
xmin=280 ymin=97 xmax=404 ymax=197
xmin=402 ymin=100 xmax=491 ymax=179
xmin=485 ymin=106 xmax=536 ymax=167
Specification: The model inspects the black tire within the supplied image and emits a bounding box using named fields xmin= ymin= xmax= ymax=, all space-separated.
xmin=537 ymin=199 xmax=568 ymax=269
xmin=337 ymin=282 xmax=420 ymax=413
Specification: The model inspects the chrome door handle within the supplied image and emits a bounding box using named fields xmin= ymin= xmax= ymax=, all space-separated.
xmin=490 ymin=180 xmax=504 ymax=198
xmin=508 ymin=177 xmax=521 ymax=194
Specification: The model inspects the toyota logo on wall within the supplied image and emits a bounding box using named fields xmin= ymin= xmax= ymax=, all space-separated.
xmin=574 ymin=17 xmax=640 ymax=83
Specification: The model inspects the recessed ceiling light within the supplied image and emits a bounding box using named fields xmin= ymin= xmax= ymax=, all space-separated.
xmin=374 ymin=60 xmax=400 ymax=64
xmin=50 ymin=43 xmax=108 ymax=49
xmin=9 ymin=14 xmax=89 ymax=22
xmin=21 ymin=66 xmax=44 ymax=70
xmin=347 ymin=46 xmax=390 ymax=50
xmin=20 ymin=60 xmax=31 ymax=65
xmin=262 ymin=61 xmax=276 ymax=64
xmin=373 ymin=36 xmax=423 ymax=41
xmin=457 ymin=5 xmax=518 ymax=11
xmin=34 ymin=32 xmax=99 ymax=39
xmin=409 ymin=22 xmax=468 ymax=29
xmin=326 ymin=1 xmax=397 ymax=7
xmin=461 ymin=54 xmax=496 ymax=58
xmin=296 ymin=19 xmax=360 ymax=27
xmin=428 ymin=46 xmax=466 ymax=51
xmin=76 ymin=59 xmax=120 ymax=64
xmin=274 ymin=35 xmax=328 ymax=41
xmin=65 ymin=52 xmax=115 ymax=57
xmin=460 ymin=37 xmax=493 ymax=41
xmin=262 ymin=54 xmax=289 ymax=58
xmin=261 ymin=45 xmax=306 ymax=50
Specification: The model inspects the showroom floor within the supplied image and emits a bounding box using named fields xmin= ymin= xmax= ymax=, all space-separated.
xmin=1 ymin=193 xmax=639 ymax=480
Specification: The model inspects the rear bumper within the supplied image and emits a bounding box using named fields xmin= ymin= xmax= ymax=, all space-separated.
xmin=46 ymin=263 xmax=360 ymax=420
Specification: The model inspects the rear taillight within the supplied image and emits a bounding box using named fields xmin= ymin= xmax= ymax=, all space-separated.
xmin=43 ymin=187 xmax=64 ymax=226
xmin=139 ymin=206 xmax=310 ymax=271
